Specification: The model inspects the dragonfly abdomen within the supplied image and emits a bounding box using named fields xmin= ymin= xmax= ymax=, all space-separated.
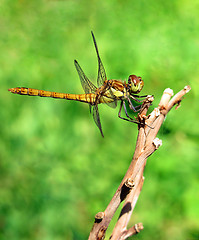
xmin=8 ymin=87 xmax=67 ymax=98
xmin=8 ymin=87 xmax=97 ymax=104
xmin=65 ymin=93 xmax=96 ymax=104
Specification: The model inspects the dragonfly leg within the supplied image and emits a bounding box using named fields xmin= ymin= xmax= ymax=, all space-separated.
xmin=118 ymin=101 xmax=153 ymax=129
xmin=127 ymin=97 xmax=142 ymax=112
xmin=130 ymin=95 xmax=143 ymax=103
xmin=118 ymin=101 xmax=140 ymax=124
xmin=118 ymin=100 xmax=154 ymax=129
xmin=134 ymin=105 xmax=142 ymax=111
xmin=123 ymin=101 xmax=138 ymax=120
xmin=130 ymin=94 xmax=154 ymax=105
xmin=118 ymin=101 xmax=123 ymax=117
xmin=131 ymin=94 xmax=149 ymax=99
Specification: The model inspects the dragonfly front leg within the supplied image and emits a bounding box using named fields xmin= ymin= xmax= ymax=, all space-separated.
xmin=130 ymin=94 xmax=153 ymax=103
xmin=131 ymin=94 xmax=149 ymax=99
xmin=130 ymin=95 xmax=143 ymax=103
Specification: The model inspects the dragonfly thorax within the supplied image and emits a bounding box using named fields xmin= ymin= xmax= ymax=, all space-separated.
xmin=127 ymin=75 xmax=144 ymax=94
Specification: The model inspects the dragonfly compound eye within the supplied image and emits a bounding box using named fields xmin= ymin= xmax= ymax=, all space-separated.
xmin=128 ymin=75 xmax=144 ymax=93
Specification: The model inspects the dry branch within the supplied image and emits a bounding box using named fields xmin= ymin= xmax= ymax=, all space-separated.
xmin=88 ymin=85 xmax=191 ymax=240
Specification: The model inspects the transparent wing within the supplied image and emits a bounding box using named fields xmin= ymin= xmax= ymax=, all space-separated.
xmin=74 ymin=60 xmax=97 ymax=94
xmin=91 ymin=31 xmax=107 ymax=87
xmin=91 ymin=32 xmax=117 ymax=108
xmin=74 ymin=60 xmax=103 ymax=135
xmin=92 ymin=105 xmax=104 ymax=137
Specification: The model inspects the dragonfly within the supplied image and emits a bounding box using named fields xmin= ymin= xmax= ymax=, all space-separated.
xmin=8 ymin=32 xmax=147 ymax=137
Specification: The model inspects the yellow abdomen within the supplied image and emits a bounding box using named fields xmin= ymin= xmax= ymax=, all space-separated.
xmin=8 ymin=87 xmax=97 ymax=104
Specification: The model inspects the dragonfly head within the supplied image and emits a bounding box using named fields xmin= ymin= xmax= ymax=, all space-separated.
xmin=128 ymin=75 xmax=144 ymax=94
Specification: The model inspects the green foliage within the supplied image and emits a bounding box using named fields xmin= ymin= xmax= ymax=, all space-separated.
xmin=0 ymin=0 xmax=198 ymax=239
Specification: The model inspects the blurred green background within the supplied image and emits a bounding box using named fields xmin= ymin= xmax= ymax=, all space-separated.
xmin=0 ymin=0 xmax=198 ymax=239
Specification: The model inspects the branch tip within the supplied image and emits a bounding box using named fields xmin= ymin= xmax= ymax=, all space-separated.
xmin=134 ymin=222 xmax=144 ymax=233
xmin=159 ymin=88 xmax=174 ymax=110
xmin=121 ymin=223 xmax=144 ymax=239
xmin=164 ymin=88 xmax=174 ymax=96
xmin=184 ymin=85 xmax=191 ymax=92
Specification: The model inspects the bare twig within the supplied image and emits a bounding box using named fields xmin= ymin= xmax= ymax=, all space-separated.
xmin=88 ymin=86 xmax=191 ymax=240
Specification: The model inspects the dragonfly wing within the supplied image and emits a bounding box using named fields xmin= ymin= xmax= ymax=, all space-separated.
xmin=92 ymin=105 xmax=104 ymax=137
xmin=91 ymin=31 xmax=107 ymax=87
xmin=89 ymin=104 xmax=92 ymax=113
xmin=74 ymin=60 xmax=97 ymax=94
xmin=105 ymin=100 xmax=117 ymax=108
xmin=91 ymin=32 xmax=118 ymax=109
